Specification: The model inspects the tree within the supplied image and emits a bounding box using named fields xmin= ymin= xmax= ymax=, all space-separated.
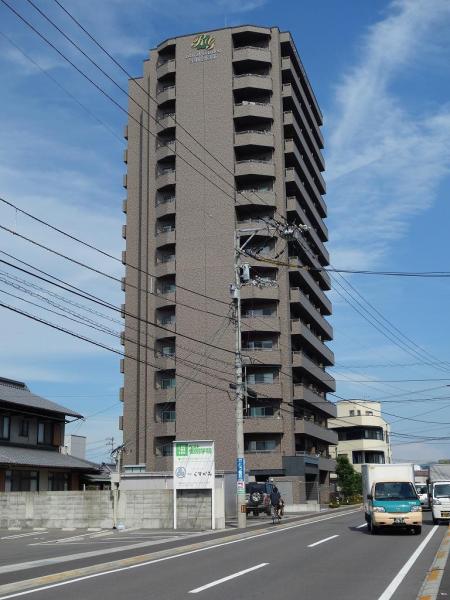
xmin=336 ymin=455 xmax=362 ymax=498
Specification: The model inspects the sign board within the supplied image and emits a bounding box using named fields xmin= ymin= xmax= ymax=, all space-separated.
xmin=185 ymin=33 xmax=222 ymax=64
xmin=237 ymin=457 xmax=245 ymax=484
xmin=173 ymin=441 xmax=215 ymax=490
xmin=173 ymin=441 xmax=215 ymax=530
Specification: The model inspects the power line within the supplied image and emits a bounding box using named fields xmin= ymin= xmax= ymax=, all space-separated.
xmin=4 ymin=0 xmax=285 ymax=236
xmin=0 ymin=29 xmax=123 ymax=144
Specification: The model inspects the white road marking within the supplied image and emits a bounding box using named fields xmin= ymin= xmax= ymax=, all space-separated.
xmin=188 ymin=563 xmax=268 ymax=594
xmin=1 ymin=532 xmax=47 ymax=540
xmin=30 ymin=531 xmax=109 ymax=545
xmin=0 ymin=509 xmax=360 ymax=598
xmin=357 ymin=523 xmax=367 ymax=529
xmin=377 ymin=525 xmax=439 ymax=600
xmin=308 ymin=534 xmax=339 ymax=547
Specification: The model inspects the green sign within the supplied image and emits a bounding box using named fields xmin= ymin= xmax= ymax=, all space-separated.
xmin=175 ymin=442 xmax=212 ymax=457
xmin=192 ymin=34 xmax=215 ymax=50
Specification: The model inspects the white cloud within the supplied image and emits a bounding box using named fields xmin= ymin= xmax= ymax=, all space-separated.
xmin=327 ymin=0 xmax=450 ymax=269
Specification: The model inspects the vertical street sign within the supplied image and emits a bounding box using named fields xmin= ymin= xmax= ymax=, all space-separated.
xmin=173 ymin=440 xmax=215 ymax=529
xmin=237 ymin=457 xmax=246 ymax=495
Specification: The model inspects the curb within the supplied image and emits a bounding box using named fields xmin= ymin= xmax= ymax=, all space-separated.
xmin=417 ymin=525 xmax=450 ymax=600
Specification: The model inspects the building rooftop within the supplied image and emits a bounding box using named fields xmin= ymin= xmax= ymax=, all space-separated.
xmin=0 ymin=445 xmax=99 ymax=471
xmin=0 ymin=377 xmax=83 ymax=419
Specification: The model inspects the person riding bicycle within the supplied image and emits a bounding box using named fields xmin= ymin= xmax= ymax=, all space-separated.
xmin=270 ymin=486 xmax=282 ymax=520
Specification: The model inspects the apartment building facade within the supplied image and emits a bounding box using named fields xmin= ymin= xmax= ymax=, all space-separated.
xmin=121 ymin=26 xmax=337 ymax=488
xmin=328 ymin=400 xmax=392 ymax=472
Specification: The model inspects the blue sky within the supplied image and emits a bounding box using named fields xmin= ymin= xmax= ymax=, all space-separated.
xmin=1 ymin=0 xmax=450 ymax=464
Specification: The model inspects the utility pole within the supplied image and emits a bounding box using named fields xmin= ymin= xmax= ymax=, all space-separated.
xmin=110 ymin=443 xmax=124 ymax=529
xmin=233 ymin=229 xmax=246 ymax=528
xmin=231 ymin=222 xmax=305 ymax=528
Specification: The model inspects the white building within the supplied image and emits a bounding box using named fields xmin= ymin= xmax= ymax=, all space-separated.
xmin=328 ymin=400 xmax=392 ymax=472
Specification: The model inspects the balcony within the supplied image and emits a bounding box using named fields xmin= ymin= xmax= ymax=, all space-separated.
xmin=156 ymin=168 xmax=176 ymax=189
xmin=156 ymin=225 xmax=175 ymax=246
xmin=233 ymin=74 xmax=272 ymax=92
xmin=293 ymin=383 xmax=336 ymax=418
xmin=157 ymin=85 xmax=176 ymax=104
xmin=153 ymin=420 xmax=176 ymax=437
xmin=233 ymin=46 xmax=271 ymax=64
xmin=240 ymin=284 xmax=279 ymax=301
xmin=235 ymin=159 xmax=275 ymax=178
xmin=290 ymin=288 xmax=333 ymax=340
xmin=295 ymin=418 xmax=338 ymax=445
xmin=241 ymin=315 xmax=280 ymax=333
xmin=290 ymin=319 xmax=334 ymax=365
xmin=285 ymin=167 xmax=326 ymax=220
xmin=289 ymin=251 xmax=331 ymax=292
xmin=243 ymin=381 xmax=282 ymax=399
xmin=283 ymin=111 xmax=325 ymax=187
xmin=289 ymin=264 xmax=332 ymax=313
xmin=155 ymin=196 xmax=176 ymax=219
xmin=286 ymin=196 xmax=329 ymax=260
xmin=156 ymin=59 xmax=176 ymax=78
xmin=156 ymin=113 xmax=176 ymax=133
xmin=155 ymin=257 xmax=176 ymax=278
xmin=319 ymin=456 xmax=336 ymax=472
xmin=244 ymin=416 xmax=284 ymax=434
xmin=236 ymin=190 xmax=276 ymax=208
xmin=292 ymin=352 xmax=336 ymax=392
xmin=284 ymin=139 xmax=326 ymax=214
xmin=244 ymin=451 xmax=283 ymax=471
xmin=234 ymin=102 xmax=273 ymax=120
xmin=234 ymin=130 xmax=274 ymax=148
xmin=281 ymin=58 xmax=324 ymax=147
xmin=242 ymin=348 xmax=282 ymax=366
xmin=156 ymin=140 xmax=176 ymax=161
xmin=154 ymin=387 xmax=176 ymax=403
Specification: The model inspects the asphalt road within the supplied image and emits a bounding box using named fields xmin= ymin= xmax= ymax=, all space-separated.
xmin=0 ymin=509 xmax=446 ymax=600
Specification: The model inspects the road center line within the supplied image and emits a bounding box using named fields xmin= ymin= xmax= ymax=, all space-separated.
xmin=377 ymin=525 xmax=439 ymax=600
xmin=188 ymin=563 xmax=268 ymax=594
xmin=308 ymin=534 xmax=339 ymax=548
xmin=356 ymin=523 xmax=367 ymax=529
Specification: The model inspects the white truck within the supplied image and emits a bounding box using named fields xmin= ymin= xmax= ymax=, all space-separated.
xmin=429 ymin=464 xmax=450 ymax=524
xmin=362 ymin=463 xmax=422 ymax=535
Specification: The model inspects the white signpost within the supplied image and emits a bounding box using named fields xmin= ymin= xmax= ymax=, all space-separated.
xmin=173 ymin=440 xmax=215 ymax=530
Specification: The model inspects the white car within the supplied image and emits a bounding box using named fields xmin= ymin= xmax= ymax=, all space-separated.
xmin=415 ymin=484 xmax=429 ymax=509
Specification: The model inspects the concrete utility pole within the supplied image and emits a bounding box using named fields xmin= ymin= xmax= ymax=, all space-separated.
xmin=233 ymin=229 xmax=246 ymax=528
xmin=231 ymin=222 xmax=307 ymax=528
xmin=110 ymin=444 xmax=124 ymax=529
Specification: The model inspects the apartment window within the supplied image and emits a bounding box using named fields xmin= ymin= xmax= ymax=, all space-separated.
xmin=37 ymin=422 xmax=53 ymax=445
xmin=247 ymin=370 xmax=276 ymax=384
xmin=19 ymin=420 xmax=29 ymax=438
xmin=0 ymin=415 xmax=10 ymax=440
xmin=245 ymin=339 xmax=273 ymax=350
xmin=349 ymin=410 xmax=355 ymax=417
xmin=366 ymin=411 xmax=373 ymax=416
xmin=242 ymin=306 xmax=276 ymax=317
xmin=48 ymin=472 xmax=69 ymax=491
xmin=248 ymin=405 xmax=275 ymax=417
xmin=246 ymin=438 xmax=277 ymax=452
xmin=161 ymin=410 xmax=176 ymax=422
xmin=5 ymin=470 xmax=38 ymax=492
xmin=352 ymin=451 xmax=364 ymax=464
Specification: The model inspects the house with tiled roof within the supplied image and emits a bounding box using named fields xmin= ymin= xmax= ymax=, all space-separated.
xmin=0 ymin=377 xmax=99 ymax=491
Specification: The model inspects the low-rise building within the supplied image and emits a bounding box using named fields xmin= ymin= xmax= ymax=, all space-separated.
xmin=328 ymin=400 xmax=392 ymax=472
xmin=0 ymin=377 xmax=99 ymax=491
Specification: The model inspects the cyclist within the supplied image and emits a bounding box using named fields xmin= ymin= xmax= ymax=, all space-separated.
xmin=270 ymin=486 xmax=282 ymax=522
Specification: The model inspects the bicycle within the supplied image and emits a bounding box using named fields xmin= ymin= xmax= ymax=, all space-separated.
xmin=271 ymin=503 xmax=282 ymax=524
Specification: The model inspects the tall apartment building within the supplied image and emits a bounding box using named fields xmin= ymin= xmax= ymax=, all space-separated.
xmin=328 ymin=400 xmax=392 ymax=472
xmin=120 ymin=26 xmax=337 ymax=489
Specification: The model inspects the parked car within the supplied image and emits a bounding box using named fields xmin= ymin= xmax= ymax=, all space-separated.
xmin=415 ymin=484 xmax=429 ymax=509
xmin=245 ymin=482 xmax=274 ymax=516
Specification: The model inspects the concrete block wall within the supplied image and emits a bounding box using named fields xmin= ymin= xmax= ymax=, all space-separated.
xmin=0 ymin=489 xmax=223 ymax=530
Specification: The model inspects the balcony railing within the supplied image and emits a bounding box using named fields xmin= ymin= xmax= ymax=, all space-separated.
xmin=159 ymin=317 xmax=175 ymax=326
xmin=157 ymin=85 xmax=176 ymax=95
xmin=157 ymin=224 xmax=175 ymax=233
xmin=156 ymin=196 xmax=176 ymax=206
xmin=158 ymin=286 xmax=176 ymax=295
xmin=156 ymin=255 xmax=176 ymax=264
xmin=235 ymin=129 xmax=272 ymax=136
xmin=234 ymin=45 xmax=270 ymax=51
xmin=233 ymin=73 xmax=270 ymax=79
